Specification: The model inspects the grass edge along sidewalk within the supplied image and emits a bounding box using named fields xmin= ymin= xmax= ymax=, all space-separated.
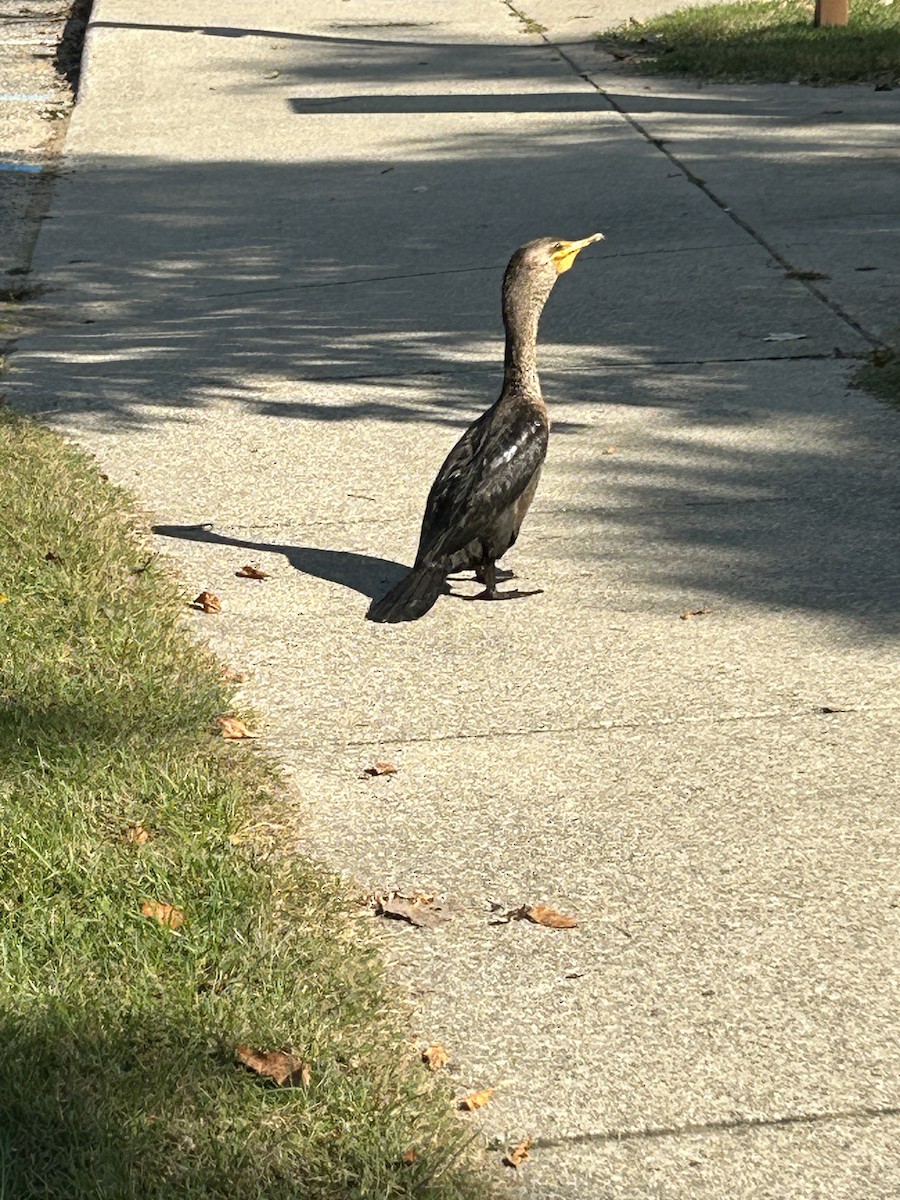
xmin=0 ymin=408 xmax=499 ymax=1199
xmin=596 ymin=0 xmax=900 ymax=85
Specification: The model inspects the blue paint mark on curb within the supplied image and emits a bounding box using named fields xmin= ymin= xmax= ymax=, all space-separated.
xmin=0 ymin=162 xmax=43 ymax=173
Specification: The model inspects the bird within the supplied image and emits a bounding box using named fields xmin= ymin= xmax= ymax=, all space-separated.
xmin=366 ymin=233 xmax=603 ymax=624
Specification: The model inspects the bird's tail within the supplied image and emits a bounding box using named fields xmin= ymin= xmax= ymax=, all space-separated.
xmin=367 ymin=563 xmax=447 ymax=624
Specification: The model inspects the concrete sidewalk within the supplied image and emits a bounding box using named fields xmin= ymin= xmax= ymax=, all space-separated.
xmin=9 ymin=1 xmax=900 ymax=1195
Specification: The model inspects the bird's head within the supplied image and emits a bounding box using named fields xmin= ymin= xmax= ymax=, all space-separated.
xmin=502 ymin=234 xmax=604 ymax=320
xmin=513 ymin=233 xmax=604 ymax=279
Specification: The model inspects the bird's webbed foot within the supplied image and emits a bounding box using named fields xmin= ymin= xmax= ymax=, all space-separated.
xmin=464 ymin=561 xmax=541 ymax=602
xmin=474 ymin=566 xmax=516 ymax=584
xmin=467 ymin=586 xmax=543 ymax=602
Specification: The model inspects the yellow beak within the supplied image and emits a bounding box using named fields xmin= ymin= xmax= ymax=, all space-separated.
xmin=551 ymin=232 xmax=605 ymax=274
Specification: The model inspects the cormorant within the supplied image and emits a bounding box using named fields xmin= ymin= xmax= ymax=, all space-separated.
xmin=367 ymin=233 xmax=603 ymax=624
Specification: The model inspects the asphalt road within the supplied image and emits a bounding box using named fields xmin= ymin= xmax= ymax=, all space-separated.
xmin=0 ymin=1 xmax=72 ymax=279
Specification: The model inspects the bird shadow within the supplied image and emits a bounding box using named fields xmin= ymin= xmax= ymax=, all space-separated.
xmin=152 ymin=523 xmax=407 ymax=599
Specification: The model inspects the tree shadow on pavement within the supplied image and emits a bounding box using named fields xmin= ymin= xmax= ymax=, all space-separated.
xmin=7 ymin=23 xmax=899 ymax=633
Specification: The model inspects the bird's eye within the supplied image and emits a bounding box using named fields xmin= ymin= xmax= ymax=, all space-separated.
xmin=552 ymin=242 xmax=564 ymax=252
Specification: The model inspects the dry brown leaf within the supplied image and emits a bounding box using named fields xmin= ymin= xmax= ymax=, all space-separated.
xmin=140 ymin=900 xmax=185 ymax=929
xmin=600 ymin=446 xmax=618 ymax=455
xmin=459 ymin=1087 xmax=495 ymax=1112
xmin=422 ymin=1043 xmax=450 ymax=1071
xmin=193 ymin=590 xmax=221 ymax=613
xmin=522 ymin=903 xmax=577 ymax=929
xmin=375 ymin=893 xmax=447 ymax=928
xmin=503 ymin=1137 xmax=533 ymax=1168
xmin=235 ymin=1045 xmax=309 ymax=1087
xmin=217 ymin=715 xmax=259 ymax=740
xmin=362 ymin=761 xmax=398 ymax=777
xmin=681 ymin=607 xmax=711 ymax=620
xmin=400 ymin=1149 xmax=417 ymax=1165
xmin=126 ymin=824 xmax=151 ymax=845
xmin=235 ymin=563 xmax=269 ymax=580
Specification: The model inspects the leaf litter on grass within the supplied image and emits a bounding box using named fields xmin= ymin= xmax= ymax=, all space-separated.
xmin=423 ymin=1043 xmax=451 ymax=1071
xmin=374 ymin=892 xmax=450 ymax=928
xmin=596 ymin=0 xmax=900 ymax=85
xmin=218 ymin=715 xmax=259 ymax=739
xmin=0 ymin=408 xmax=499 ymax=1200
xmin=140 ymin=900 xmax=185 ymax=929
xmin=236 ymin=1046 xmax=311 ymax=1088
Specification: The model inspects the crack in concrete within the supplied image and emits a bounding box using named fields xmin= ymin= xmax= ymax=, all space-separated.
xmin=531 ymin=1102 xmax=900 ymax=1149
xmin=204 ymin=262 xmax=500 ymax=300
xmin=275 ymin=352 xmax=842 ymax=384
xmin=506 ymin=0 xmax=886 ymax=352
xmin=46 ymin=237 xmax=757 ymax=319
xmin=184 ymin=241 xmax=754 ymax=303
xmin=344 ymin=706 xmax=877 ymax=748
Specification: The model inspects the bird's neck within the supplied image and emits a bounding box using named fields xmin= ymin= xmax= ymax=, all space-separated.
xmin=502 ymin=273 xmax=550 ymax=396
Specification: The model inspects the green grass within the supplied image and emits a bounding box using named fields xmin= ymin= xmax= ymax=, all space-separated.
xmin=597 ymin=0 xmax=900 ymax=84
xmin=852 ymin=346 xmax=900 ymax=409
xmin=0 ymin=409 xmax=496 ymax=1199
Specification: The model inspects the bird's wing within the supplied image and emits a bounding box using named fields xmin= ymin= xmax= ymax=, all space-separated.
xmin=416 ymin=403 xmax=548 ymax=564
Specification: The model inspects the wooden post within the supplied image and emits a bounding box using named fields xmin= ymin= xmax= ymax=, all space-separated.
xmin=814 ymin=0 xmax=848 ymax=25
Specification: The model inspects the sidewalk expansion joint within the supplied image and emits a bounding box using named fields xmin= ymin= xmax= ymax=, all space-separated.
xmin=508 ymin=1 xmax=887 ymax=353
xmin=531 ymin=1102 xmax=900 ymax=1150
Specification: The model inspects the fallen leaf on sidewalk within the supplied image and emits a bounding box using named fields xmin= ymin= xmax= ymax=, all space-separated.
xmin=235 ymin=1045 xmax=309 ymax=1087
xmin=192 ymin=590 xmax=221 ymax=613
xmin=520 ymin=903 xmax=577 ymax=929
xmin=235 ymin=563 xmax=269 ymax=580
xmin=374 ymin=893 xmax=448 ymax=928
xmin=681 ymin=607 xmax=712 ymax=620
xmin=600 ymin=446 xmax=617 ymax=455
xmin=422 ymin=1043 xmax=450 ymax=1071
xmin=503 ymin=1137 xmax=533 ymax=1168
xmin=126 ymin=824 xmax=151 ymax=845
xmin=763 ymin=333 xmax=807 ymax=342
xmin=362 ymin=760 xmax=398 ymax=777
xmin=217 ymin=715 xmax=259 ymax=739
xmin=493 ymin=903 xmax=577 ymax=928
xmin=140 ymin=900 xmax=184 ymax=929
xmin=459 ymin=1087 xmax=494 ymax=1111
